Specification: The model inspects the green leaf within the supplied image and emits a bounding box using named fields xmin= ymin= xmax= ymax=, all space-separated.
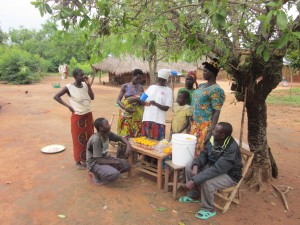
xmin=31 ymin=1 xmax=41 ymax=7
xmin=275 ymin=33 xmax=289 ymax=49
xmin=156 ymin=207 xmax=167 ymax=212
xmin=62 ymin=7 xmax=73 ymax=16
xmin=263 ymin=48 xmax=270 ymax=62
xmin=292 ymin=32 xmax=300 ymax=39
xmin=297 ymin=2 xmax=300 ymax=13
xmin=212 ymin=13 xmax=225 ymax=28
xmin=80 ymin=18 xmax=88 ymax=28
xmin=261 ymin=11 xmax=273 ymax=35
xmin=45 ymin=4 xmax=52 ymax=14
xmin=256 ymin=44 xmax=265 ymax=55
xmin=276 ymin=10 xmax=288 ymax=30
xmin=266 ymin=2 xmax=277 ymax=8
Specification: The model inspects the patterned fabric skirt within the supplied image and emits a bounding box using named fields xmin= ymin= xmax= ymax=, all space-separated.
xmin=117 ymin=99 xmax=143 ymax=138
xmin=71 ymin=112 xmax=94 ymax=162
xmin=142 ymin=121 xmax=165 ymax=141
xmin=190 ymin=120 xmax=211 ymax=156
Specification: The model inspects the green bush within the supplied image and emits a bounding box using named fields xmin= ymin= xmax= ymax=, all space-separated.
xmin=69 ymin=57 xmax=92 ymax=76
xmin=0 ymin=47 xmax=41 ymax=84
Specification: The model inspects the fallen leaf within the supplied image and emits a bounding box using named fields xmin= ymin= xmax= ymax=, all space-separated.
xmin=103 ymin=205 xmax=108 ymax=210
xmin=271 ymin=201 xmax=276 ymax=206
xmin=149 ymin=204 xmax=156 ymax=209
xmin=172 ymin=210 xmax=178 ymax=213
xmin=58 ymin=214 xmax=66 ymax=218
xmin=178 ymin=222 xmax=185 ymax=225
xmin=156 ymin=207 xmax=167 ymax=212
xmin=6 ymin=181 xmax=12 ymax=184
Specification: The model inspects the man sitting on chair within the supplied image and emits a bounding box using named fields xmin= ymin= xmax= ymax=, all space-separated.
xmin=179 ymin=122 xmax=243 ymax=220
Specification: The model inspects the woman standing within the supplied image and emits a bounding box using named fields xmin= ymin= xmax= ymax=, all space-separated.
xmin=116 ymin=69 xmax=144 ymax=157
xmin=54 ymin=68 xmax=95 ymax=169
xmin=190 ymin=59 xmax=225 ymax=156
xmin=142 ymin=69 xmax=173 ymax=140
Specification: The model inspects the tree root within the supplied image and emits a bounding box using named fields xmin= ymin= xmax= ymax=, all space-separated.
xmin=244 ymin=166 xmax=271 ymax=193
xmin=268 ymin=147 xmax=278 ymax=178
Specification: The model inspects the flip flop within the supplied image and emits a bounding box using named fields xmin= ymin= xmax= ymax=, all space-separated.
xmin=88 ymin=172 xmax=102 ymax=186
xmin=178 ymin=196 xmax=200 ymax=203
xmin=195 ymin=210 xmax=217 ymax=220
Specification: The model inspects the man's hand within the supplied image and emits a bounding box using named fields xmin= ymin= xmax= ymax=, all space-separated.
xmin=191 ymin=165 xmax=198 ymax=176
xmin=112 ymin=161 xmax=123 ymax=171
xmin=185 ymin=180 xmax=195 ymax=190
xmin=125 ymin=143 xmax=132 ymax=157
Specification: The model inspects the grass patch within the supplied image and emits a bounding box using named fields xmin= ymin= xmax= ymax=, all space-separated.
xmin=267 ymin=88 xmax=300 ymax=106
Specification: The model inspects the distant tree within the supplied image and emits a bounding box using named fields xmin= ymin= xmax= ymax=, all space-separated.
xmin=0 ymin=28 xmax=8 ymax=45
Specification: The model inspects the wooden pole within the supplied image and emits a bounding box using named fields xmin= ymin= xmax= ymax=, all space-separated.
xmin=239 ymin=87 xmax=247 ymax=147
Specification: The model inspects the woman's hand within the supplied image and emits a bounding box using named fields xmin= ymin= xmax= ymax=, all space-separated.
xmin=84 ymin=76 xmax=91 ymax=86
xmin=127 ymin=97 xmax=140 ymax=103
xmin=149 ymin=100 xmax=157 ymax=106
xmin=68 ymin=106 xmax=75 ymax=112
xmin=126 ymin=108 xmax=135 ymax=114
xmin=204 ymin=131 xmax=212 ymax=145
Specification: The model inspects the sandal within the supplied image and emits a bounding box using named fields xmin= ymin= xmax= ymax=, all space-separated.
xmin=76 ymin=162 xmax=86 ymax=170
xmin=195 ymin=210 xmax=216 ymax=220
xmin=179 ymin=196 xmax=200 ymax=203
xmin=88 ymin=172 xmax=102 ymax=186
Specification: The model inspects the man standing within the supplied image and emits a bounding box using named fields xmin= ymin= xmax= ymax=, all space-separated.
xmin=179 ymin=122 xmax=243 ymax=220
xmin=86 ymin=118 xmax=131 ymax=185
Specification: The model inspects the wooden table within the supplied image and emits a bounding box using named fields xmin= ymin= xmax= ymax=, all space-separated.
xmin=128 ymin=144 xmax=171 ymax=189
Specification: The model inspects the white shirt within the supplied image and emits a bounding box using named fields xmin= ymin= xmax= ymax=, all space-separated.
xmin=142 ymin=85 xmax=173 ymax=125
xmin=66 ymin=83 xmax=92 ymax=115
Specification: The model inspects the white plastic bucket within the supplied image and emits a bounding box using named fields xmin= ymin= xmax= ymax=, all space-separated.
xmin=171 ymin=134 xmax=197 ymax=167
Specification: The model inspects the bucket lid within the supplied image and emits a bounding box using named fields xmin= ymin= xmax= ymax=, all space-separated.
xmin=171 ymin=134 xmax=197 ymax=143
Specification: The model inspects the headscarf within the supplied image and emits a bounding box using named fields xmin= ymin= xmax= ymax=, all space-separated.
xmin=202 ymin=58 xmax=220 ymax=76
xmin=186 ymin=70 xmax=198 ymax=89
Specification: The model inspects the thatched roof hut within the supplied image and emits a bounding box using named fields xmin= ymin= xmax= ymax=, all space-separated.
xmin=92 ymin=55 xmax=198 ymax=85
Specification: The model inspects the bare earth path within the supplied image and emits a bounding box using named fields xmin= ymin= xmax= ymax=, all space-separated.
xmin=0 ymin=76 xmax=299 ymax=225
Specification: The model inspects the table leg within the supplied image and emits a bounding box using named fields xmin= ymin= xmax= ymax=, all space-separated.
xmin=173 ymin=170 xmax=178 ymax=200
xmin=164 ymin=165 xmax=170 ymax=192
xmin=157 ymin=159 xmax=162 ymax=189
xmin=128 ymin=152 xmax=133 ymax=177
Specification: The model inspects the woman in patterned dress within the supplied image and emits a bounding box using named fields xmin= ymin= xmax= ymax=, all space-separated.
xmin=116 ymin=69 xmax=144 ymax=157
xmin=190 ymin=59 xmax=225 ymax=156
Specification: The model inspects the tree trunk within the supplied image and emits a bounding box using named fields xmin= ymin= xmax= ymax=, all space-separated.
xmin=246 ymin=100 xmax=278 ymax=191
xmin=148 ymin=51 xmax=158 ymax=84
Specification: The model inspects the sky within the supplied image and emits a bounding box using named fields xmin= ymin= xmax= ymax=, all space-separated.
xmin=0 ymin=0 xmax=50 ymax=32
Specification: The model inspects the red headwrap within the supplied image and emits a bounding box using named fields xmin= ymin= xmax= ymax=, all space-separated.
xmin=186 ymin=70 xmax=198 ymax=89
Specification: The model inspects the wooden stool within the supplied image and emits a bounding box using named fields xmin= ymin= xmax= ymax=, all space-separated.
xmin=164 ymin=160 xmax=185 ymax=200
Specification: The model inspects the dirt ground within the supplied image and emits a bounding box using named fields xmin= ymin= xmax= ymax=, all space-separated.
xmin=0 ymin=75 xmax=300 ymax=225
